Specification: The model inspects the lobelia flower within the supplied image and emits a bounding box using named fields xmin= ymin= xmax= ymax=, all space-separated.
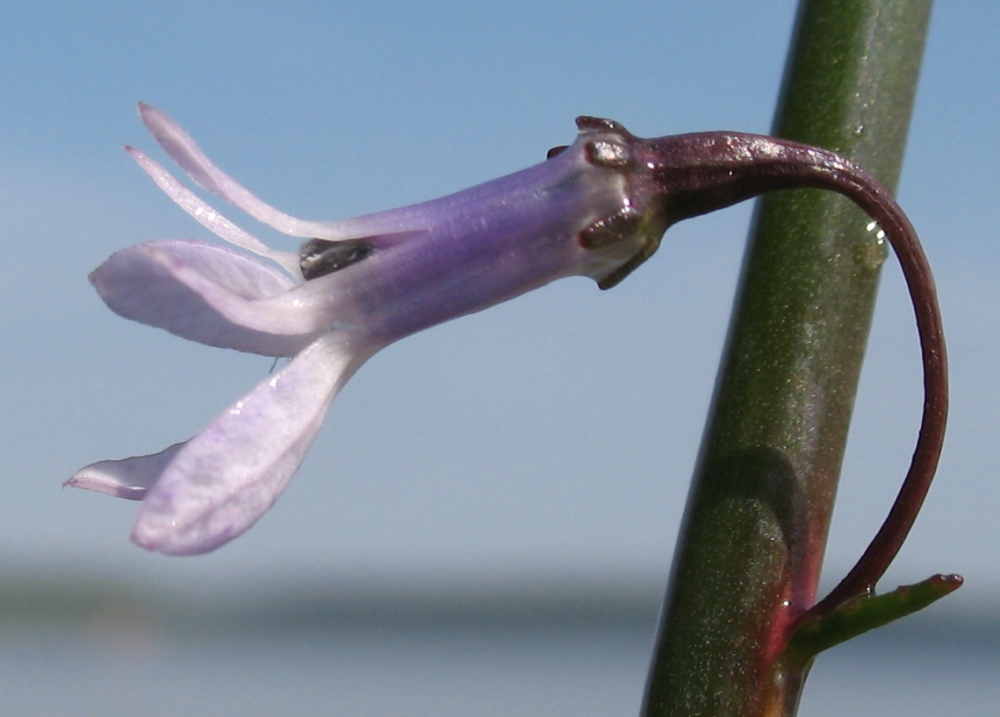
xmin=69 ymin=103 xmax=930 ymax=557
xmin=68 ymin=105 xmax=668 ymax=556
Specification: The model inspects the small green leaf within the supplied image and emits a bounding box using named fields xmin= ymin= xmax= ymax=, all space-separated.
xmin=785 ymin=573 xmax=963 ymax=665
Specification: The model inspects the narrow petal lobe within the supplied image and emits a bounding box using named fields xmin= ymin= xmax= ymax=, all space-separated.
xmin=138 ymin=103 xmax=354 ymax=240
xmin=127 ymin=146 xmax=303 ymax=275
xmin=65 ymin=443 xmax=185 ymax=500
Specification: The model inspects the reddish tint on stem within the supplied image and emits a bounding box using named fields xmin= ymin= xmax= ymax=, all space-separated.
xmin=630 ymin=128 xmax=947 ymax=623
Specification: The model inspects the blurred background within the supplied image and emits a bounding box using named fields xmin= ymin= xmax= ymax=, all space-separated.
xmin=1 ymin=2 xmax=997 ymax=715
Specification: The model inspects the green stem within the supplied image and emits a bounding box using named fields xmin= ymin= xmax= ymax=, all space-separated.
xmin=640 ymin=1 xmax=932 ymax=715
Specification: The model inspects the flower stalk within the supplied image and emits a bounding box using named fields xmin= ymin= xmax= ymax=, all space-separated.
xmin=640 ymin=0 xmax=942 ymax=715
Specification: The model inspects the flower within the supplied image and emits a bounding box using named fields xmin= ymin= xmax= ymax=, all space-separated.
xmin=67 ymin=105 xmax=666 ymax=555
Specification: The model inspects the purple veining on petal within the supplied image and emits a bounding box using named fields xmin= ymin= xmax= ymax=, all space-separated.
xmin=130 ymin=334 xmax=373 ymax=556
xmin=279 ymin=149 xmax=643 ymax=344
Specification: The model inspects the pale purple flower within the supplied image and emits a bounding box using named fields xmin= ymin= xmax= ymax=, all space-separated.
xmin=67 ymin=105 xmax=665 ymax=555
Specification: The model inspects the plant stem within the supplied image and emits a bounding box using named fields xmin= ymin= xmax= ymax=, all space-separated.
xmin=640 ymin=1 xmax=932 ymax=715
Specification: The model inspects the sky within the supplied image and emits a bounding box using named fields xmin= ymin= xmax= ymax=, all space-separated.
xmin=1 ymin=1 xmax=998 ymax=618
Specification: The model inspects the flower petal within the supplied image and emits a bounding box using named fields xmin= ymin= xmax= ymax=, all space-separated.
xmin=65 ymin=443 xmax=185 ymax=500
xmin=127 ymin=146 xmax=303 ymax=276
xmin=138 ymin=103 xmax=354 ymax=240
xmin=131 ymin=335 xmax=372 ymax=556
xmin=90 ymin=240 xmax=328 ymax=356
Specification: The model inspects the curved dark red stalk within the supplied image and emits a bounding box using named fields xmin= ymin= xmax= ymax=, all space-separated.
xmin=640 ymin=131 xmax=948 ymax=619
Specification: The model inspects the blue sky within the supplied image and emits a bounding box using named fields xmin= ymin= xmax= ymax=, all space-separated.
xmin=1 ymin=1 xmax=998 ymax=616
